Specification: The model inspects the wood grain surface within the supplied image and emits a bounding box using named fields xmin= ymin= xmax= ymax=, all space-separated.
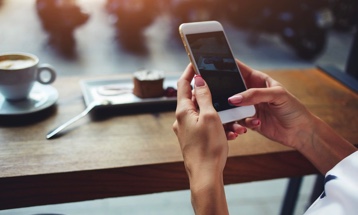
xmin=0 ymin=68 xmax=357 ymax=209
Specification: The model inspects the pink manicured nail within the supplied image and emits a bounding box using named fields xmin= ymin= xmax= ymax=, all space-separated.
xmin=252 ymin=119 xmax=261 ymax=126
xmin=228 ymin=95 xmax=243 ymax=104
xmin=194 ymin=75 xmax=205 ymax=87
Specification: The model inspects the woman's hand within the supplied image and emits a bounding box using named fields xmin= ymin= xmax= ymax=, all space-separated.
xmin=173 ymin=63 xmax=228 ymax=179
xmin=228 ymin=60 xmax=357 ymax=174
xmin=173 ymin=64 xmax=229 ymax=215
xmin=227 ymin=60 xmax=314 ymax=149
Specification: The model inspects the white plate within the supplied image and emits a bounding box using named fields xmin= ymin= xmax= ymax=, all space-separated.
xmin=0 ymin=83 xmax=58 ymax=115
xmin=80 ymin=77 xmax=178 ymax=108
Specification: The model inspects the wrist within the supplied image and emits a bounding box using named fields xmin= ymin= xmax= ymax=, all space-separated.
xmin=184 ymin=156 xmax=227 ymax=184
xmin=292 ymin=114 xmax=356 ymax=174
xmin=291 ymin=113 xmax=319 ymax=152
xmin=188 ymin=169 xmax=229 ymax=215
xmin=284 ymin=111 xmax=318 ymax=151
xmin=189 ymin=169 xmax=224 ymax=191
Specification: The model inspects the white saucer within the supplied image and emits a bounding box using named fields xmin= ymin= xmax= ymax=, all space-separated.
xmin=0 ymin=83 xmax=58 ymax=115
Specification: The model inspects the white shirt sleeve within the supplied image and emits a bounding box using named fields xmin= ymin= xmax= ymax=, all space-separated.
xmin=304 ymin=151 xmax=358 ymax=215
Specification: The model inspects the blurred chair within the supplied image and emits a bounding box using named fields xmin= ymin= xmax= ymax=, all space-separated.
xmin=36 ymin=0 xmax=90 ymax=57
xmin=105 ymin=0 xmax=159 ymax=53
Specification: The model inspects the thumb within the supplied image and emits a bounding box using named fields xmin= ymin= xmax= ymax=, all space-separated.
xmin=194 ymin=75 xmax=216 ymax=113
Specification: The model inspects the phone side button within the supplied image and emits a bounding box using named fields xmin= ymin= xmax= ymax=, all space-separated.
xmin=188 ymin=54 xmax=192 ymax=59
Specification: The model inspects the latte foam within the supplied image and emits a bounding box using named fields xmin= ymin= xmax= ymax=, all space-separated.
xmin=0 ymin=59 xmax=35 ymax=70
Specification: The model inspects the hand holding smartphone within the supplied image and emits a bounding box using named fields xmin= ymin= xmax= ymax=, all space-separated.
xmin=179 ymin=21 xmax=255 ymax=124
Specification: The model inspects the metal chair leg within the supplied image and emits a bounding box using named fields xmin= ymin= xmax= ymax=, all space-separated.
xmin=279 ymin=177 xmax=303 ymax=215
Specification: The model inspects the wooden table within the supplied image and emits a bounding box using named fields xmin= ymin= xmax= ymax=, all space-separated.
xmin=0 ymin=68 xmax=357 ymax=210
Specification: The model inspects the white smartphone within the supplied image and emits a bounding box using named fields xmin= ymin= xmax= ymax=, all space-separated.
xmin=179 ymin=21 xmax=256 ymax=124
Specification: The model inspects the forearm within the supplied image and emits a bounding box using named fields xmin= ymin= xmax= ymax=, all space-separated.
xmin=189 ymin=172 xmax=229 ymax=215
xmin=295 ymin=114 xmax=357 ymax=174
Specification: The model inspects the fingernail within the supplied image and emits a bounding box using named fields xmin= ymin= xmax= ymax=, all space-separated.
xmin=252 ymin=119 xmax=260 ymax=126
xmin=194 ymin=75 xmax=205 ymax=87
xmin=234 ymin=132 xmax=239 ymax=137
xmin=228 ymin=95 xmax=243 ymax=104
xmin=244 ymin=128 xmax=247 ymax=133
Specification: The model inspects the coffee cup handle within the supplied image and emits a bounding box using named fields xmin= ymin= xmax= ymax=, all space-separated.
xmin=37 ymin=64 xmax=57 ymax=85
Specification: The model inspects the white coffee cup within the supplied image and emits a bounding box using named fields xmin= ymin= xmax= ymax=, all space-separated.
xmin=0 ymin=53 xmax=56 ymax=101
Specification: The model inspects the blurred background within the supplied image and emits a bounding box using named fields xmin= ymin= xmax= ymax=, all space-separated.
xmin=0 ymin=0 xmax=356 ymax=214
xmin=0 ymin=0 xmax=356 ymax=76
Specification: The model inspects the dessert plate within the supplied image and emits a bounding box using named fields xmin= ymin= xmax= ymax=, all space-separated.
xmin=80 ymin=77 xmax=178 ymax=108
xmin=0 ymin=83 xmax=58 ymax=115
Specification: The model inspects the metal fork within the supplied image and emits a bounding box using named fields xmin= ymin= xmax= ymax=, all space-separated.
xmin=46 ymin=100 xmax=110 ymax=139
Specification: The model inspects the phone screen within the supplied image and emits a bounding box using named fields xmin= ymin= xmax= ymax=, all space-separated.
xmin=186 ymin=31 xmax=247 ymax=112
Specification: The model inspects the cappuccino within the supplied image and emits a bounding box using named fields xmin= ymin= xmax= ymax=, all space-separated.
xmin=0 ymin=53 xmax=56 ymax=100
xmin=0 ymin=56 xmax=36 ymax=70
